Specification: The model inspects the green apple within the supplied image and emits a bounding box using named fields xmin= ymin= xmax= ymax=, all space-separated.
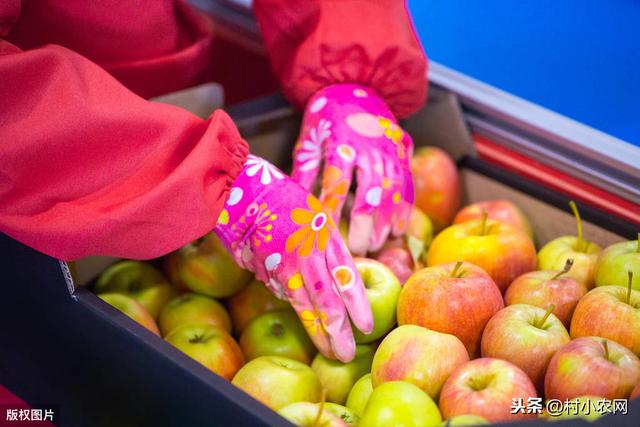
xmin=311 ymin=344 xmax=375 ymax=405
xmin=346 ymin=373 xmax=373 ymax=417
xmin=228 ymin=279 xmax=290 ymax=335
xmin=98 ymin=293 xmax=160 ymax=336
xmin=352 ymin=258 xmax=401 ymax=343
xmin=594 ymin=235 xmax=640 ymax=291
xmin=175 ymin=233 xmax=252 ymax=298
xmin=439 ymin=415 xmax=488 ymax=426
xmin=158 ymin=293 xmax=231 ymax=336
xmin=537 ymin=202 xmax=602 ymax=288
xmin=324 ymin=403 xmax=359 ymax=427
xmin=239 ymin=309 xmax=316 ymax=364
xmin=95 ymin=260 xmax=176 ymax=318
xmin=359 ymin=381 xmax=442 ymax=427
xmin=278 ymin=402 xmax=348 ymax=427
xmin=232 ymin=356 xmax=322 ymax=410
xmin=164 ymin=324 xmax=244 ymax=380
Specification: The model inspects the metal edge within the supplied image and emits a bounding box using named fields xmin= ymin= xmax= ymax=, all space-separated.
xmin=428 ymin=62 xmax=640 ymax=183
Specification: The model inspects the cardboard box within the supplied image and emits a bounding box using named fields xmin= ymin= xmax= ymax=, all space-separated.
xmin=1 ymin=87 xmax=638 ymax=426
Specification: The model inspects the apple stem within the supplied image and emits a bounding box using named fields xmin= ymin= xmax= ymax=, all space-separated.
xmin=603 ymin=340 xmax=610 ymax=360
xmin=627 ymin=271 xmax=633 ymax=305
xmin=312 ymin=389 xmax=327 ymax=427
xmin=451 ymin=261 xmax=464 ymax=278
xmin=569 ymin=201 xmax=585 ymax=253
xmin=480 ymin=210 xmax=488 ymax=236
xmin=535 ymin=304 xmax=556 ymax=329
xmin=551 ymin=259 xmax=574 ymax=280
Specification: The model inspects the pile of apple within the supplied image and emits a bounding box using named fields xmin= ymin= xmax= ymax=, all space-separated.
xmin=93 ymin=147 xmax=640 ymax=427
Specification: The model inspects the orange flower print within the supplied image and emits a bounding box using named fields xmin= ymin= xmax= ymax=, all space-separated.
xmin=286 ymin=195 xmax=335 ymax=257
xmin=300 ymin=309 xmax=328 ymax=337
xmin=320 ymin=165 xmax=349 ymax=216
xmin=378 ymin=116 xmax=406 ymax=159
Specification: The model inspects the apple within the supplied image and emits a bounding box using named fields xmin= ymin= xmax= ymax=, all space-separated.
xmin=278 ymin=402 xmax=348 ymax=427
xmin=631 ymin=383 xmax=640 ymax=399
xmin=174 ymin=233 xmax=252 ymax=298
xmin=311 ymin=344 xmax=375 ymax=405
xmin=95 ymin=260 xmax=176 ymax=318
xmin=360 ymin=381 xmax=442 ymax=427
xmin=352 ymin=258 xmax=401 ymax=343
xmin=406 ymin=206 xmax=433 ymax=263
xmin=544 ymin=337 xmax=640 ymax=400
xmin=98 ymin=293 xmax=160 ymax=336
xmin=454 ymin=200 xmax=533 ymax=240
xmin=227 ymin=279 xmax=290 ymax=335
xmin=158 ymin=292 xmax=231 ymax=337
xmin=411 ymin=146 xmax=461 ymax=232
xmin=594 ymin=235 xmax=640 ymax=291
xmin=427 ymin=212 xmax=536 ymax=293
xmin=239 ymin=309 xmax=315 ymax=364
xmin=438 ymin=415 xmax=488 ymax=426
xmin=570 ymin=274 xmax=640 ymax=356
xmin=397 ymin=261 xmax=503 ymax=358
xmin=374 ymin=247 xmax=414 ymax=284
xmin=438 ymin=358 xmax=538 ymax=423
xmin=232 ymin=355 xmax=322 ymax=410
xmin=162 ymin=250 xmax=189 ymax=292
xmin=543 ymin=395 xmax=611 ymax=422
xmin=346 ymin=373 xmax=373 ymax=417
xmin=324 ymin=403 xmax=359 ymax=427
xmin=371 ymin=324 xmax=469 ymax=399
xmin=164 ymin=324 xmax=244 ymax=380
xmin=480 ymin=304 xmax=570 ymax=391
xmin=537 ymin=201 xmax=602 ymax=288
xmin=504 ymin=259 xmax=587 ymax=327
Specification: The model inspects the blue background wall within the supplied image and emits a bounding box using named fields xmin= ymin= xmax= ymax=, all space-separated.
xmin=408 ymin=0 xmax=640 ymax=146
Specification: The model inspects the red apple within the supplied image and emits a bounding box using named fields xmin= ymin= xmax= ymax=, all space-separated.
xmin=162 ymin=250 xmax=189 ymax=292
xmin=397 ymin=261 xmax=503 ymax=358
xmin=98 ymin=293 xmax=160 ymax=336
xmin=227 ymin=279 xmax=290 ymax=335
xmin=165 ymin=324 xmax=244 ymax=380
xmin=173 ymin=233 xmax=252 ymax=298
xmin=374 ymin=247 xmax=414 ymax=284
xmin=544 ymin=337 xmax=640 ymax=400
xmin=631 ymin=383 xmax=640 ymax=399
xmin=570 ymin=275 xmax=640 ymax=356
xmin=371 ymin=324 xmax=469 ymax=399
xmin=427 ymin=213 xmax=536 ymax=293
xmin=454 ymin=200 xmax=533 ymax=240
xmin=480 ymin=304 xmax=570 ymax=391
xmin=411 ymin=147 xmax=461 ymax=232
xmin=439 ymin=358 xmax=538 ymax=423
xmin=504 ymin=259 xmax=587 ymax=327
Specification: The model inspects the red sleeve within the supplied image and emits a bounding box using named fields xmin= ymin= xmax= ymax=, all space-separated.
xmin=0 ymin=41 xmax=248 ymax=261
xmin=253 ymin=0 xmax=428 ymax=118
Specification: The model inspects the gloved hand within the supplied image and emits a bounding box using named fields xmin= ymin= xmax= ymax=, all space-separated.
xmin=214 ymin=155 xmax=373 ymax=362
xmin=291 ymin=84 xmax=414 ymax=255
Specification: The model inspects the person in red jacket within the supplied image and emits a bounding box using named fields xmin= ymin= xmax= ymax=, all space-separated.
xmin=0 ymin=0 xmax=427 ymax=361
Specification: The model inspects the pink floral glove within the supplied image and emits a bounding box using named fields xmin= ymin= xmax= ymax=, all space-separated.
xmin=292 ymin=84 xmax=414 ymax=255
xmin=214 ymin=155 xmax=373 ymax=362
